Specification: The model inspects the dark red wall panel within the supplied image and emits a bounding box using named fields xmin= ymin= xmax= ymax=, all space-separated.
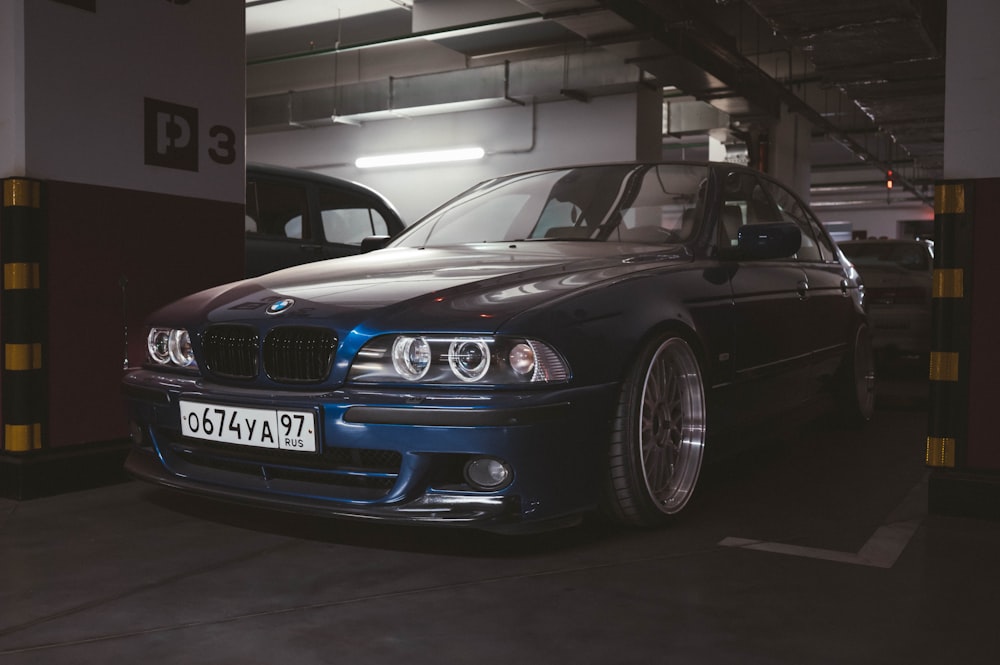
xmin=967 ymin=178 xmax=1000 ymax=470
xmin=44 ymin=180 xmax=243 ymax=448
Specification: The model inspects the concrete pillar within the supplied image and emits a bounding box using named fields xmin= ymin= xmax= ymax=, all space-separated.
xmin=766 ymin=103 xmax=812 ymax=203
xmin=943 ymin=0 xmax=1000 ymax=179
xmin=926 ymin=0 xmax=1000 ymax=518
xmin=634 ymin=84 xmax=664 ymax=162
xmin=0 ymin=0 xmax=245 ymax=497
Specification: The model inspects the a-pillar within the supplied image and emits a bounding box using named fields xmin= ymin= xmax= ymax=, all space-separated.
xmin=0 ymin=0 xmax=246 ymax=498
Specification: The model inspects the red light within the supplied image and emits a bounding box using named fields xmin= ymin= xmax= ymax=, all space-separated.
xmin=886 ymin=169 xmax=894 ymax=189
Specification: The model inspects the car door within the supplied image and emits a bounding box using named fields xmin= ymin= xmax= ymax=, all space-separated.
xmin=717 ymin=170 xmax=814 ymax=421
xmin=760 ymin=177 xmax=858 ymax=386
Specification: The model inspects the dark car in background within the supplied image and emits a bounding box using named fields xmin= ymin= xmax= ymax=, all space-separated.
xmin=245 ymin=163 xmax=405 ymax=277
xmin=123 ymin=162 xmax=874 ymax=533
xmin=839 ymin=238 xmax=934 ymax=363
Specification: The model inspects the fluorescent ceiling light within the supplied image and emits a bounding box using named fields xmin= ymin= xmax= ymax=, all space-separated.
xmin=245 ymin=0 xmax=412 ymax=36
xmin=356 ymin=147 xmax=485 ymax=169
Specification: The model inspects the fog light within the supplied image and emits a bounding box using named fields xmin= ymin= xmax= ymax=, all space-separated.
xmin=464 ymin=457 xmax=512 ymax=490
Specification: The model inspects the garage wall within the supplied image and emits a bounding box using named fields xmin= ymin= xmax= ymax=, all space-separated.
xmin=2 ymin=0 xmax=245 ymax=456
xmin=944 ymin=0 xmax=1000 ymax=179
xmin=22 ymin=0 xmax=245 ymax=201
xmin=45 ymin=182 xmax=242 ymax=448
xmin=0 ymin=2 xmax=25 ymax=177
xmin=248 ymin=92 xmax=657 ymax=222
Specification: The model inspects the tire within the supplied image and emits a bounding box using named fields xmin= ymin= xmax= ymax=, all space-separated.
xmin=605 ymin=334 xmax=707 ymax=527
xmin=840 ymin=322 xmax=876 ymax=425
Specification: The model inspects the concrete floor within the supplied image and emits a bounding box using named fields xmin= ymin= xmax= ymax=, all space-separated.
xmin=2 ymin=371 xmax=998 ymax=664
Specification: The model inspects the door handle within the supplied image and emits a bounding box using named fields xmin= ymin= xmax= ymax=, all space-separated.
xmin=797 ymin=280 xmax=809 ymax=299
xmin=840 ymin=279 xmax=850 ymax=296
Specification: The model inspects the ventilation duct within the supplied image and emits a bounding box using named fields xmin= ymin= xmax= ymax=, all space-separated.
xmin=247 ymin=50 xmax=647 ymax=132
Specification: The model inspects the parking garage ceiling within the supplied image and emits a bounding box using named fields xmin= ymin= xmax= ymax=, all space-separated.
xmin=245 ymin=0 xmax=946 ymax=209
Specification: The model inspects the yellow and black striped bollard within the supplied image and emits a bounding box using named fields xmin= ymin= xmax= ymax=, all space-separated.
xmin=926 ymin=181 xmax=971 ymax=470
xmin=1 ymin=178 xmax=45 ymax=453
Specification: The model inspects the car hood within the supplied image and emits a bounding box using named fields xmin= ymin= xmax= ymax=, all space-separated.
xmin=154 ymin=242 xmax=691 ymax=333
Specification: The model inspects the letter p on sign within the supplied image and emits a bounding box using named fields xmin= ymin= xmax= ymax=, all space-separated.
xmin=144 ymin=97 xmax=199 ymax=172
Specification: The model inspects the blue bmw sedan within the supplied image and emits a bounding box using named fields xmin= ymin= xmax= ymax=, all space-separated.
xmin=122 ymin=162 xmax=874 ymax=533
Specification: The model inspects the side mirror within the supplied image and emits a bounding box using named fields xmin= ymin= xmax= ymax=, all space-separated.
xmin=734 ymin=222 xmax=801 ymax=260
xmin=360 ymin=235 xmax=391 ymax=253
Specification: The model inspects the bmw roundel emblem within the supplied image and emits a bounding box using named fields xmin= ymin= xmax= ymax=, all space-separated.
xmin=266 ymin=298 xmax=295 ymax=315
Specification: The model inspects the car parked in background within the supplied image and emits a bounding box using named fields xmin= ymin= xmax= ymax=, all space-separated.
xmin=838 ymin=238 xmax=934 ymax=362
xmin=123 ymin=162 xmax=874 ymax=533
xmin=245 ymin=163 xmax=405 ymax=277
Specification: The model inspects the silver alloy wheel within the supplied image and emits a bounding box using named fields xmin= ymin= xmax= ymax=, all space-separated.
xmin=638 ymin=337 xmax=706 ymax=515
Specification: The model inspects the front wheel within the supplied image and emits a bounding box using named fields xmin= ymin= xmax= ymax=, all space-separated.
xmin=604 ymin=334 xmax=707 ymax=527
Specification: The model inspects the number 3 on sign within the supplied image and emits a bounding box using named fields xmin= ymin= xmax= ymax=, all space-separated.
xmin=209 ymin=125 xmax=236 ymax=165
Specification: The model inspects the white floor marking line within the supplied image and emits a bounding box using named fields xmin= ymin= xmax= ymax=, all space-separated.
xmin=718 ymin=518 xmax=921 ymax=568
xmin=718 ymin=474 xmax=928 ymax=569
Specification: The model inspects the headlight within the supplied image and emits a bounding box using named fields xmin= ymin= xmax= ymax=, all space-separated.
xmin=168 ymin=329 xmax=196 ymax=367
xmin=147 ymin=328 xmax=171 ymax=365
xmin=391 ymin=335 xmax=431 ymax=380
xmin=146 ymin=327 xmax=198 ymax=370
xmin=508 ymin=343 xmax=536 ymax=375
xmin=448 ymin=338 xmax=491 ymax=382
xmin=349 ymin=335 xmax=570 ymax=386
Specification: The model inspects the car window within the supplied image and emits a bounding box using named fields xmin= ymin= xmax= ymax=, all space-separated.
xmin=613 ymin=167 xmax=703 ymax=242
xmin=530 ymin=200 xmax=585 ymax=238
xmin=285 ymin=216 xmax=304 ymax=239
xmin=246 ymin=179 xmax=311 ymax=240
xmin=758 ymin=179 xmax=829 ymax=261
xmin=897 ymin=245 xmax=931 ymax=270
xmin=720 ymin=171 xmax=827 ymax=261
xmin=397 ymin=171 xmax=553 ymax=246
xmin=841 ymin=242 xmax=932 ymax=271
xmin=804 ymin=217 xmax=837 ymax=261
xmin=321 ymin=208 xmax=390 ymax=245
xmin=430 ymin=193 xmax=534 ymax=244
xmin=720 ymin=171 xmax=784 ymax=247
xmin=392 ymin=164 xmax=708 ymax=248
xmin=316 ymin=185 xmax=394 ymax=245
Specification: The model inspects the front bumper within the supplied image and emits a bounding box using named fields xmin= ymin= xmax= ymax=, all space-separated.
xmin=122 ymin=369 xmax=614 ymax=533
xmin=125 ymin=446 xmax=531 ymax=528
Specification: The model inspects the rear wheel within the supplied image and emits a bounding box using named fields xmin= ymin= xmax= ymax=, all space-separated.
xmin=605 ymin=334 xmax=707 ymax=526
xmin=840 ymin=323 xmax=876 ymax=425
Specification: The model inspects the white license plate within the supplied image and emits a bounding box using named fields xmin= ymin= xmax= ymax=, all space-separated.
xmin=179 ymin=400 xmax=317 ymax=452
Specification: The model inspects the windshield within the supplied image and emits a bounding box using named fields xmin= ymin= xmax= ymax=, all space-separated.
xmin=391 ymin=164 xmax=709 ymax=248
xmin=840 ymin=242 xmax=932 ymax=271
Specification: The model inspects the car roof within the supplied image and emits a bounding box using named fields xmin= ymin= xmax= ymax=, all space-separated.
xmin=247 ymin=162 xmax=393 ymax=203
